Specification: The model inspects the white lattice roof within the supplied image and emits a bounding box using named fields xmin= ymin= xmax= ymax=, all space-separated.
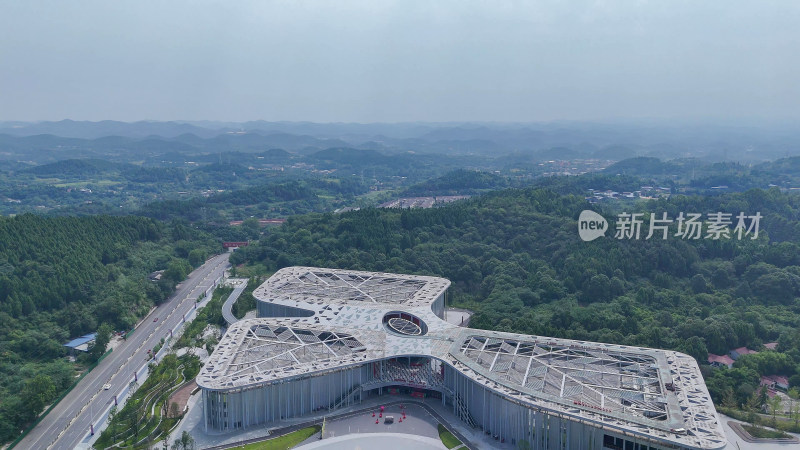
xmin=198 ymin=267 xmax=726 ymax=450
xmin=251 ymin=266 xmax=450 ymax=308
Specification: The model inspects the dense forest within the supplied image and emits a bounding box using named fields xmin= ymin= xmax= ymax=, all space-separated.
xmin=0 ymin=214 xmax=219 ymax=444
xmin=232 ymin=182 xmax=800 ymax=410
xmin=140 ymin=178 xmax=367 ymax=223
xmin=401 ymin=169 xmax=510 ymax=196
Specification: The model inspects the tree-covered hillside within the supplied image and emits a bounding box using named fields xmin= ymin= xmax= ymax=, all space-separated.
xmin=0 ymin=214 xmax=220 ymax=444
xmin=232 ymin=185 xmax=800 ymax=409
xmin=401 ymin=169 xmax=509 ymax=196
xmin=138 ymin=178 xmax=369 ymax=235
xmin=603 ymin=156 xmax=800 ymax=194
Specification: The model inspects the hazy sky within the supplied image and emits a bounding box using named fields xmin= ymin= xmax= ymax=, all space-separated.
xmin=1 ymin=1 xmax=799 ymax=123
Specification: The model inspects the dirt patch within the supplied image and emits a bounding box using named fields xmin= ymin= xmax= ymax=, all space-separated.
xmin=167 ymin=380 xmax=198 ymax=418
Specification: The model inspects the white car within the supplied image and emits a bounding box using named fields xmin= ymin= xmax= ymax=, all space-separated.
xmin=103 ymin=384 xmax=111 ymax=390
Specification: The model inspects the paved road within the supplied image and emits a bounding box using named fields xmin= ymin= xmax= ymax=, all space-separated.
xmin=16 ymin=252 xmax=230 ymax=450
xmin=221 ymin=279 xmax=248 ymax=325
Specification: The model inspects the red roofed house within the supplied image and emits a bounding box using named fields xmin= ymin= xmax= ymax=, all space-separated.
xmin=708 ymin=353 xmax=734 ymax=369
xmin=761 ymin=375 xmax=790 ymax=391
xmin=730 ymin=347 xmax=757 ymax=360
xmin=259 ymin=219 xmax=286 ymax=225
xmin=764 ymin=342 xmax=778 ymax=350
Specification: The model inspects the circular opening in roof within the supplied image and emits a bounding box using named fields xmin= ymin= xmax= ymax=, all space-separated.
xmin=388 ymin=317 xmax=422 ymax=335
xmin=383 ymin=311 xmax=428 ymax=336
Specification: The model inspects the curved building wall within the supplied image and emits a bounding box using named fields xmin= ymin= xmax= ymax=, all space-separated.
xmin=444 ymin=366 xmax=673 ymax=450
xmin=256 ymin=294 xmax=445 ymax=319
xmin=203 ymin=357 xmax=675 ymax=449
xmin=431 ymin=292 xmax=445 ymax=319
xmin=256 ymin=301 xmax=315 ymax=318
xmin=203 ymin=364 xmax=368 ymax=432
xmin=446 ymin=367 xmax=602 ymax=449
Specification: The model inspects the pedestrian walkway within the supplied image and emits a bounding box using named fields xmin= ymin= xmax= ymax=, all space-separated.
xmin=167 ymin=380 xmax=197 ymax=418
xmin=221 ymin=278 xmax=248 ymax=325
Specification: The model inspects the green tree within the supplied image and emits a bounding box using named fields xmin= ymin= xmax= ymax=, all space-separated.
xmin=584 ymin=274 xmax=611 ymax=302
xmin=790 ymin=399 xmax=800 ymax=427
xmin=690 ymin=274 xmax=710 ymax=294
xmin=747 ymin=386 xmax=768 ymax=417
xmin=188 ymin=248 xmax=207 ymax=268
xmin=721 ymin=387 xmax=738 ymax=409
xmin=169 ymin=402 xmax=180 ymax=419
xmin=107 ymin=405 xmax=117 ymax=440
xmin=90 ymin=323 xmax=113 ymax=361
xmin=241 ymin=217 xmax=261 ymax=238
xmin=164 ymin=259 xmax=192 ymax=283
xmin=678 ymin=336 xmax=708 ymax=363
xmin=21 ymin=374 xmax=56 ymax=422
xmin=171 ymin=431 xmax=195 ymax=450
xmin=767 ymin=395 xmax=783 ymax=426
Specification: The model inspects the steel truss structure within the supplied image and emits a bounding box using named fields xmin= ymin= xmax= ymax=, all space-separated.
xmin=198 ymin=267 xmax=727 ymax=449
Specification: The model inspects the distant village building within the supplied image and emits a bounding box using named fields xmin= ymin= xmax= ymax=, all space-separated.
xmin=730 ymin=347 xmax=758 ymax=360
xmin=148 ymin=270 xmax=165 ymax=282
xmin=761 ymin=375 xmax=789 ymax=391
xmin=334 ymin=207 xmax=361 ymax=214
xmin=585 ymin=187 xmax=671 ymax=203
xmin=707 ymin=354 xmax=734 ymax=369
xmin=229 ymin=218 xmax=286 ymax=227
xmin=378 ymin=196 xmax=469 ymax=209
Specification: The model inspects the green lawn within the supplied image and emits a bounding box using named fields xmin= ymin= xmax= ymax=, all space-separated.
xmin=239 ymin=426 xmax=321 ymax=450
xmin=438 ymin=423 xmax=462 ymax=449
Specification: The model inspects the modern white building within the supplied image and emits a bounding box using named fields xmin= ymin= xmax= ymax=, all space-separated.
xmin=197 ymin=267 xmax=727 ymax=449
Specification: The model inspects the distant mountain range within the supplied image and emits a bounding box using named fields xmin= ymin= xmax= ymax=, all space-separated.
xmin=2 ymin=120 xmax=800 ymax=164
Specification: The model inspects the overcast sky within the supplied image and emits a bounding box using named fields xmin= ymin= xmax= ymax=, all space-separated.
xmin=1 ymin=1 xmax=799 ymax=123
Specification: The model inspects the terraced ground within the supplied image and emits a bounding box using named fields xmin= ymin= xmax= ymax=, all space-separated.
xmin=94 ymin=353 xmax=201 ymax=449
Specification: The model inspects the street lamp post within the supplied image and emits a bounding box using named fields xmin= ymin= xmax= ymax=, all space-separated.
xmin=90 ymin=399 xmax=94 ymax=436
